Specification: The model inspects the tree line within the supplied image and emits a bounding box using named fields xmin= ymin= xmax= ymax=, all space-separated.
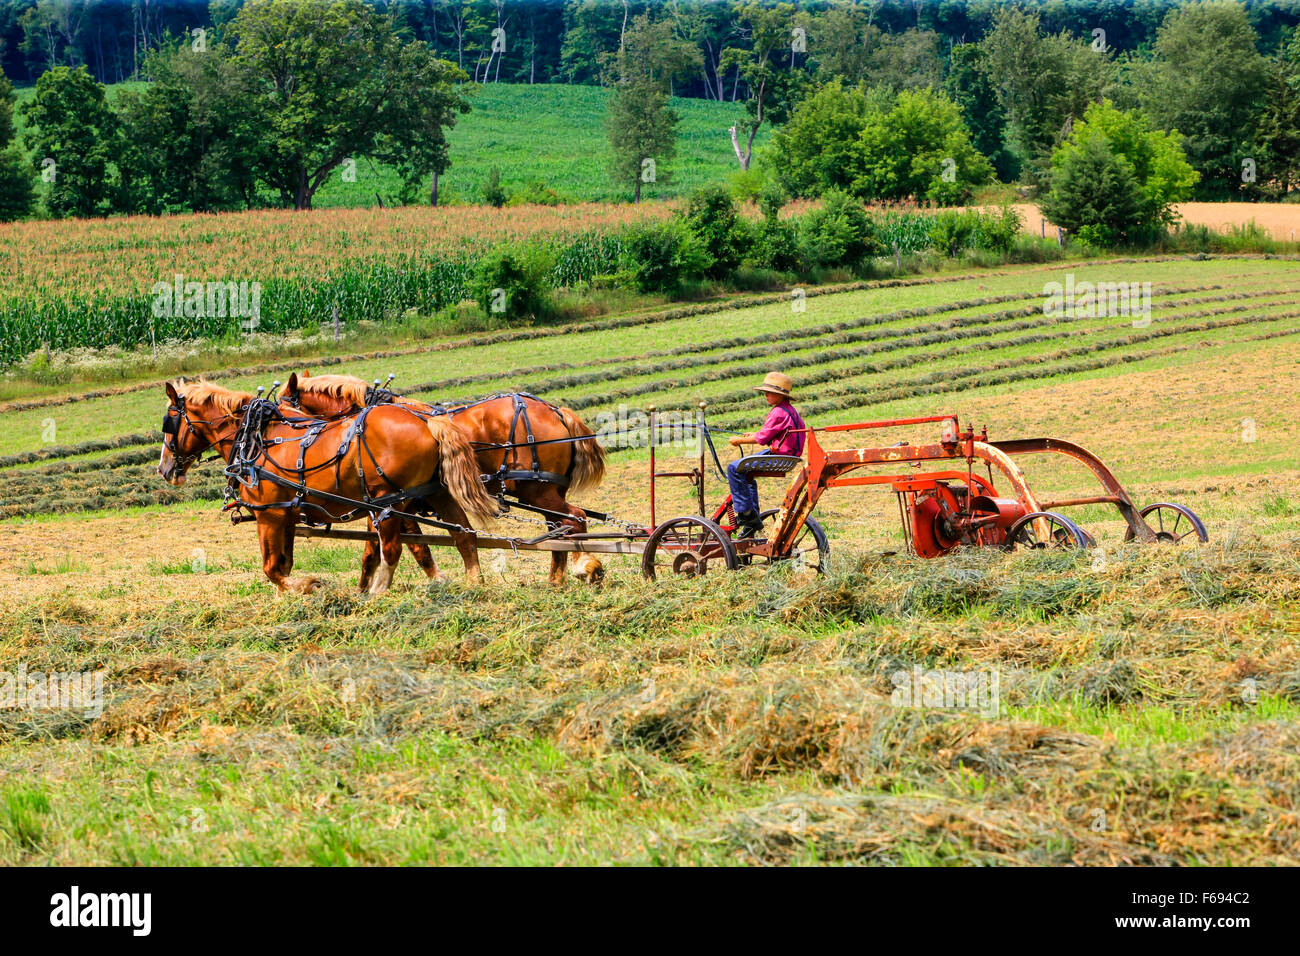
xmin=1 ymin=0 xmax=469 ymax=216
xmin=5 ymin=1 xmax=1300 ymax=90
xmin=1 ymin=0 xmax=1298 ymax=228
xmin=604 ymin=0 xmax=1299 ymax=212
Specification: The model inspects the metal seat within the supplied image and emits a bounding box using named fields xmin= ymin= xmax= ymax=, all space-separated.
xmin=733 ymin=454 xmax=803 ymax=478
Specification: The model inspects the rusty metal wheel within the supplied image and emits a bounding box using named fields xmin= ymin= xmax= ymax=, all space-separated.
xmin=752 ymin=509 xmax=830 ymax=573
xmin=1006 ymin=511 xmax=1093 ymax=551
xmin=641 ymin=516 xmax=738 ymax=580
xmin=1123 ymin=502 xmax=1208 ymax=545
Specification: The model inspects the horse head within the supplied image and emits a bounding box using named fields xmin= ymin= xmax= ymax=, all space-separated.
xmin=285 ymin=371 xmax=367 ymax=418
xmin=158 ymin=380 xmax=250 ymax=484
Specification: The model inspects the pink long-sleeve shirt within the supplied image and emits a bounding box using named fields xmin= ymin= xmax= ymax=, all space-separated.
xmin=754 ymin=401 xmax=806 ymax=456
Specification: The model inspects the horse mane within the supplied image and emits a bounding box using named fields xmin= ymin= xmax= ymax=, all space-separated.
xmin=296 ymin=374 xmax=368 ymax=408
xmin=176 ymin=380 xmax=255 ymax=417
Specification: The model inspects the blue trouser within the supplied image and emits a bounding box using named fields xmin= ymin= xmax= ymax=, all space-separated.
xmin=727 ymin=451 xmax=774 ymax=515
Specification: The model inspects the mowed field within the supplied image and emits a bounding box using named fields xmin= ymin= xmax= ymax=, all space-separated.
xmin=1 ymin=255 xmax=1298 ymax=865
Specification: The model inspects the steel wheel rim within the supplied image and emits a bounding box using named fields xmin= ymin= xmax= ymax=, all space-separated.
xmin=757 ymin=511 xmax=829 ymax=572
xmin=643 ymin=517 xmax=736 ymax=579
xmin=1010 ymin=512 xmax=1087 ymax=550
xmin=1125 ymin=503 xmax=1209 ymax=545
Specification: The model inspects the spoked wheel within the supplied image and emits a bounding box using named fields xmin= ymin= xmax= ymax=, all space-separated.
xmin=1005 ymin=511 xmax=1093 ymax=551
xmin=1123 ymin=502 xmax=1208 ymax=545
xmin=641 ymin=516 xmax=738 ymax=580
xmin=748 ymin=509 xmax=831 ymax=574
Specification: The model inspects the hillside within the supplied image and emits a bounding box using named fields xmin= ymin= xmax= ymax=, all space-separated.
xmin=11 ymin=82 xmax=765 ymax=207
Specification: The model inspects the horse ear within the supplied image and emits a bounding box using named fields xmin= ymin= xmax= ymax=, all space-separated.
xmin=166 ymin=381 xmax=179 ymax=403
xmin=286 ymin=372 xmax=299 ymax=394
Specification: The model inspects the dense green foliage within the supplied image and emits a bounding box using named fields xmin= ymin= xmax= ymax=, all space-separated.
xmin=1043 ymin=101 xmax=1199 ymax=246
xmin=621 ymin=220 xmax=711 ymax=294
xmin=1254 ymin=33 xmax=1300 ymax=198
xmin=0 ymin=71 xmax=30 ymax=220
xmin=604 ymin=14 xmax=699 ymax=202
xmin=18 ymin=65 xmax=118 ymax=216
xmin=4 ymin=1 xmax=1299 ymax=216
xmin=471 ymin=244 xmax=555 ymax=321
xmin=1139 ymin=0 xmax=1270 ymax=199
xmin=685 ymin=183 xmax=745 ymax=278
xmin=773 ymin=83 xmax=992 ymax=204
xmin=979 ymin=6 xmax=1112 ymax=187
xmin=1041 ymin=134 xmax=1147 ymax=248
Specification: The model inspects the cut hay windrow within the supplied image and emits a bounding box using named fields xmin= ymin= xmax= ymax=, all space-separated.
xmin=391 ymin=281 xmax=1250 ymax=399
xmin=0 ymin=464 xmax=226 ymax=519
xmin=5 ymin=284 xmax=1293 ymax=479
xmin=750 ymin=321 xmax=1300 ymax=426
xmin=543 ymin=286 xmax=1293 ymax=399
xmin=0 ymin=432 xmax=162 ymax=470
xmin=1 ymin=448 xmax=159 ymax=485
xmin=383 ymin=278 xmax=1290 ymax=403
xmin=562 ymin=298 xmax=1300 ymax=415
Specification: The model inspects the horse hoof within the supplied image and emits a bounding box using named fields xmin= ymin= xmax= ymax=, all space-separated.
xmin=571 ymin=554 xmax=605 ymax=585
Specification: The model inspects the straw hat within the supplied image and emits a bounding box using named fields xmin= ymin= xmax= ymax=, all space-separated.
xmin=753 ymin=371 xmax=793 ymax=397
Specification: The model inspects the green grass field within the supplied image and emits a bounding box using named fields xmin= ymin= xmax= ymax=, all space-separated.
xmin=12 ymin=82 xmax=763 ymax=207
xmin=1 ymin=255 xmax=1298 ymax=865
xmin=318 ymin=83 xmax=766 ymax=206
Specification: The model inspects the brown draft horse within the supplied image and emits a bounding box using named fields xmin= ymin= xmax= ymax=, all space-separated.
xmin=157 ymin=380 xmax=498 ymax=594
xmin=283 ymin=372 xmax=606 ymax=587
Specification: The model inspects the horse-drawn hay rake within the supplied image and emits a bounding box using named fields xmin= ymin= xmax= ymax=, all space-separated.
xmin=290 ymin=403 xmax=1207 ymax=581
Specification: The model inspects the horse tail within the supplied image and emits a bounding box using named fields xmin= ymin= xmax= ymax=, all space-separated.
xmin=426 ymin=417 xmax=497 ymax=525
xmin=557 ymin=406 xmax=606 ymax=495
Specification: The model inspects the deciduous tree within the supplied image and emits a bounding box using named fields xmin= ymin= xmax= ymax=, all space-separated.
xmin=19 ymin=64 xmax=117 ymax=217
xmin=1138 ymin=0 xmax=1268 ymax=199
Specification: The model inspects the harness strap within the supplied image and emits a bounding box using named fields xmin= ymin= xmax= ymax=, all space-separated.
xmin=499 ymin=468 xmax=570 ymax=487
xmin=498 ymin=494 xmax=608 ymax=523
xmin=233 ymin=464 xmax=475 ymax=533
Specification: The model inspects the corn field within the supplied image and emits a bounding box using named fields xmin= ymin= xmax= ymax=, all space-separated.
xmin=0 ymin=204 xmax=668 ymax=365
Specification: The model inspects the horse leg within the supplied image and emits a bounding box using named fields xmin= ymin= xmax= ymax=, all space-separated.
xmin=428 ymin=490 xmax=480 ymax=584
xmin=359 ymin=535 xmax=380 ymax=592
xmin=259 ymin=512 xmax=318 ymax=594
xmin=367 ymin=517 xmax=405 ymax=596
xmin=362 ymin=518 xmax=432 ymax=589
xmin=562 ymin=498 xmax=604 ymax=584
xmin=521 ymin=485 xmax=593 ymax=586
xmin=403 ymin=518 xmax=442 ymax=581
xmin=283 ymin=520 xmax=297 ymax=569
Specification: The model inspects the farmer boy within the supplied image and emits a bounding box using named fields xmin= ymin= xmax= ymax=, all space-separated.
xmin=727 ymin=371 xmax=806 ymax=538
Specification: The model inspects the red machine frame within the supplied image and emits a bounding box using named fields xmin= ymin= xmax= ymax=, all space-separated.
xmin=640 ymin=406 xmax=1206 ymax=577
xmin=299 ymin=405 xmax=1206 ymax=580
